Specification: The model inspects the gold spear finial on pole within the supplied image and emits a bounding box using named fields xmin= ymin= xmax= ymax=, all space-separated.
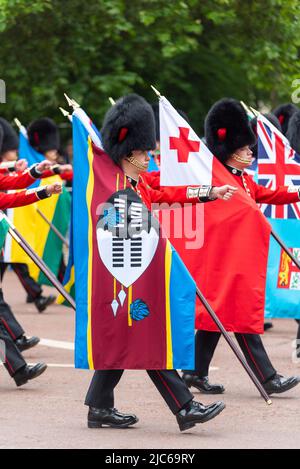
xmin=64 ymin=93 xmax=73 ymax=107
xmin=240 ymin=101 xmax=255 ymax=118
xmin=64 ymin=93 xmax=80 ymax=109
xmin=14 ymin=118 xmax=22 ymax=130
xmin=151 ymin=85 xmax=161 ymax=97
xmin=108 ymin=97 xmax=116 ymax=106
xmin=59 ymin=107 xmax=70 ymax=118
xmin=70 ymin=97 xmax=80 ymax=109
xmin=250 ymin=106 xmax=260 ymax=117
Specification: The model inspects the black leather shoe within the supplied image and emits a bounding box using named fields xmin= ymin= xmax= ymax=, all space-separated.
xmin=182 ymin=373 xmax=225 ymax=394
xmin=13 ymin=363 xmax=47 ymax=387
xmin=34 ymin=295 xmax=56 ymax=313
xmin=15 ymin=335 xmax=40 ymax=352
xmin=264 ymin=322 xmax=274 ymax=331
xmin=88 ymin=407 xmax=138 ymax=428
xmin=176 ymin=400 xmax=225 ymax=432
xmin=264 ymin=374 xmax=300 ymax=395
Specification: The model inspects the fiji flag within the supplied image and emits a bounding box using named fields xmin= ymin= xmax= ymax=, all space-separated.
xmin=72 ymin=113 xmax=196 ymax=370
xmin=257 ymin=114 xmax=300 ymax=318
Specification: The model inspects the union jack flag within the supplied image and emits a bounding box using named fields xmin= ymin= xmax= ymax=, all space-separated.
xmin=257 ymin=114 xmax=300 ymax=219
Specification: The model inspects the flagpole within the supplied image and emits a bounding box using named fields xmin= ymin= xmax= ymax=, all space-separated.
xmin=4 ymin=215 xmax=75 ymax=309
xmin=36 ymin=208 xmax=69 ymax=248
xmin=196 ymin=286 xmax=272 ymax=405
xmin=271 ymin=230 xmax=300 ymax=270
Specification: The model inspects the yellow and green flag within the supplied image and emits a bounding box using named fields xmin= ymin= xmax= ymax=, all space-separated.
xmin=6 ymin=127 xmax=72 ymax=285
xmin=0 ymin=213 xmax=10 ymax=250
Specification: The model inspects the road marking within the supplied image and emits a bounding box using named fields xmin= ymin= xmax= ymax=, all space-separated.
xmin=28 ymin=363 xmax=74 ymax=368
xmin=0 ymin=362 xmax=74 ymax=368
xmin=39 ymin=338 xmax=74 ymax=350
xmin=5 ymin=337 xmax=220 ymax=371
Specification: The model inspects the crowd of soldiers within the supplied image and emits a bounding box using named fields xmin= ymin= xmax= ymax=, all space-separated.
xmin=1 ymin=96 xmax=300 ymax=432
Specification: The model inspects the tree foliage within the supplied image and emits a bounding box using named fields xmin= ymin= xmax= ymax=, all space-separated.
xmin=0 ymin=0 xmax=300 ymax=134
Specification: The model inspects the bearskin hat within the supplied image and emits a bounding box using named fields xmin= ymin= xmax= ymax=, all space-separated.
xmin=0 ymin=117 xmax=19 ymax=155
xmin=286 ymin=110 xmax=300 ymax=154
xmin=27 ymin=117 xmax=60 ymax=154
xmin=101 ymin=94 xmax=156 ymax=164
xmin=272 ymin=103 xmax=298 ymax=135
xmin=204 ymin=98 xmax=256 ymax=163
xmin=250 ymin=113 xmax=282 ymax=159
xmin=151 ymin=103 xmax=190 ymax=141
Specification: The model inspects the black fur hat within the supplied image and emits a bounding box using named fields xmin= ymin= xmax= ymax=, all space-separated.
xmin=101 ymin=94 xmax=156 ymax=164
xmin=204 ymin=98 xmax=256 ymax=163
xmin=286 ymin=110 xmax=300 ymax=154
xmin=151 ymin=102 xmax=190 ymax=141
xmin=272 ymin=103 xmax=298 ymax=135
xmin=0 ymin=117 xmax=19 ymax=155
xmin=250 ymin=113 xmax=282 ymax=159
xmin=27 ymin=117 xmax=60 ymax=153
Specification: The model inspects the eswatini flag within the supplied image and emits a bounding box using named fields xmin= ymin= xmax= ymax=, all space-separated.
xmin=73 ymin=114 xmax=196 ymax=370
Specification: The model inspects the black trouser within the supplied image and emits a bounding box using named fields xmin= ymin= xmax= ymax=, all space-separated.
xmin=0 ymin=288 xmax=24 ymax=340
xmin=184 ymin=330 xmax=276 ymax=384
xmin=58 ymin=256 xmax=66 ymax=284
xmin=296 ymin=320 xmax=300 ymax=351
xmin=1 ymin=263 xmax=42 ymax=300
xmin=0 ymin=319 xmax=26 ymax=377
xmin=85 ymin=369 xmax=193 ymax=415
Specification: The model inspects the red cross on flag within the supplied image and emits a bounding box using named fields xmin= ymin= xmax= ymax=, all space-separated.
xmin=159 ymin=96 xmax=213 ymax=186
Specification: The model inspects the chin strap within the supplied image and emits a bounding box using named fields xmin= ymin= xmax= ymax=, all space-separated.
xmin=232 ymin=153 xmax=252 ymax=165
xmin=125 ymin=155 xmax=149 ymax=171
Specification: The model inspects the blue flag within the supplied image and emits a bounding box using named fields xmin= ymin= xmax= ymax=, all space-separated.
xmin=19 ymin=128 xmax=44 ymax=188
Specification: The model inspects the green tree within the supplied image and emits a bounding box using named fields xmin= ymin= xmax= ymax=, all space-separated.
xmin=0 ymin=0 xmax=299 ymax=134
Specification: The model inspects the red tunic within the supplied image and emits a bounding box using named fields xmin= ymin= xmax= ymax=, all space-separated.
xmin=0 ymin=165 xmax=73 ymax=184
xmin=237 ymin=171 xmax=300 ymax=205
xmin=135 ymin=173 xmax=201 ymax=210
xmin=143 ymin=168 xmax=300 ymax=334
xmin=0 ymin=189 xmax=48 ymax=210
xmin=0 ymin=167 xmax=51 ymax=209
xmin=144 ymin=169 xmax=300 ymax=205
xmin=42 ymin=168 xmax=73 ymax=181
xmin=59 ymin=170 xmax=73 ymax=181
xmin=0 ymin=170 xmax=36 ymax=190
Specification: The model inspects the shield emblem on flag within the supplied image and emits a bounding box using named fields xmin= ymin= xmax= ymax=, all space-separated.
xmin=96 ymin=188 xmax=160 ymax=287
